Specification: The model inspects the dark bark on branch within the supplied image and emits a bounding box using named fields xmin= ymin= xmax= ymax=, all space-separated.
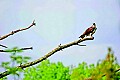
xmin=0 ymin=47 xmax=33 ymax=52
xmin=115 ymin=68 xmax=120 ymax=73
xmin=0 ymin=20 xmax=35 ymax=78
xmin=0 ymin=44 xmax=8 ymax=48
xmin=0 ymin=20 xmax=36 ymax=40
xmin=0 ymin=37 xmax=94 ymax=78
xmin=85 ymin=68 xmax=120 ymax=80
xmin=101 ymin=68 xmax=120 ymax=77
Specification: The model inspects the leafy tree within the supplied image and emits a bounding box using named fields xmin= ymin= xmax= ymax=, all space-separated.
xmin=1 ymin=47 xmax=119 ymax=80
xmin=0 ymin=47 xmax=31 ymax=80
xmin=70 ymin=47 xmax=120 ymax=80
xmin=24 ymin=60 xmax=70 ymax=80
xmin=70 ymin=62 xmax=94 ymax=80
xmin=23 ymin=48 xmax=120 ymax=80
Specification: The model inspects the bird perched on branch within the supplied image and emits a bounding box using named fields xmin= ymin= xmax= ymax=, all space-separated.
xmin=79 ymin=23 xmax=97 ymax=39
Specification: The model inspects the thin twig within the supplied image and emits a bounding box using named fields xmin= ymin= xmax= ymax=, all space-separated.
xmin=77 ymin=44 xmax=86 ymax=46
xmin=0 ymin=20 xmax=36 ymax=40
xmin=0 ymin=44 xmax=8 ymax=48
xmin=0 ymin=47 xmax=33 ymax=52
xmin=0 ymin=37 xmax=94 ymax=78
xmin=115 ymin=68 xmax=120 ymax=73
xmin=20 ymin=47 xmax=33 ymax=50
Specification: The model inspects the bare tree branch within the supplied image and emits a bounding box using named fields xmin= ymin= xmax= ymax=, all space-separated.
xmin=0 ymin=47 xmax=33 ymax=52
xmin=0 ymin=20 xmax=36 ymax=40
xmin=0 ymin=37 xmax=94 ymax=78
xmin=0 ymin=44 xmax=8 ymax=48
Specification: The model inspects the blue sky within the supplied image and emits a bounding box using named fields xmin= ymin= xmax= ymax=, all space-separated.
xmin=0 ymin=0 xmax=120 ymax=70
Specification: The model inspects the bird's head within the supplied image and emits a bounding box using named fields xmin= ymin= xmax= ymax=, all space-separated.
xmin=92 ymin=23 xmax=96 ymax=28
xmin=93 ymin=23 xmax=96 ymax=26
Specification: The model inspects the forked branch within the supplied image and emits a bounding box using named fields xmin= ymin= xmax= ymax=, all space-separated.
xmin=0 ymin=37 xmax=94 ymax=78
xmin=0 ymin=20 xmax=36 ymax=40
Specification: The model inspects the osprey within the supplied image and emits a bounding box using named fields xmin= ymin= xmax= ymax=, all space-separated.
xmin=79 ymin=23 xmax=97 ymax=38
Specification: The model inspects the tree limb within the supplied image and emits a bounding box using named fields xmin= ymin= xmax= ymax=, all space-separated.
xmin=0 ymin=20 xmax=36 ymax=40
xmin=0 ymin=37 xmax=94 ymax=78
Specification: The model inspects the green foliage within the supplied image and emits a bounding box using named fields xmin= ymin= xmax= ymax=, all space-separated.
xmin=0 ymin=47 xmax=119 ymax=80
xmin=0 ymin=77 xmax=7 ymax=80
xmin=70 ymin=47 xmax=120 ymax=80
xmin=24 ymin=48 xmax=120 ymax=80
xmin=24 ymin=60 xmax=70 ymax=80
xmin=0 ymin=47 xmax=31 ymax=80
xmin=89 ymin=48 xmax=120 ymax=80
xmin=4 ymin=47 xmax=23 ymax=53
xmin=70 ymin=62 xmax=93 ymax=80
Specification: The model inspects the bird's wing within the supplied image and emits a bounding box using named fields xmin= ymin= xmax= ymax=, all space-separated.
xmin=91 ymin=27 xmax=97 ymax=36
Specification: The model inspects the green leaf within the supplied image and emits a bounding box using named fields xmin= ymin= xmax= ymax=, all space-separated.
xmin=0 ymin=62 xmax=10 ymax=69
xmin=23 ymin=56 xmax=31 ymax=60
